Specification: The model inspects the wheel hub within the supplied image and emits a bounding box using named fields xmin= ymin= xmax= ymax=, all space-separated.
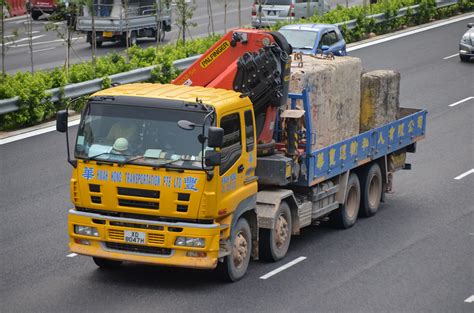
xmin=275 ymin=214 xmax=289 ymax=248
xmin=232 ymin=232 xmax=248 ymax=269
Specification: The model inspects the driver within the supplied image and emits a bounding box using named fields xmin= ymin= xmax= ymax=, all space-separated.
xmin=107 ymin=119 xmax=139 ymax=143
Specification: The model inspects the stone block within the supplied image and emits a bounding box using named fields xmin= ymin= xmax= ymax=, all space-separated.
xmin=289 ymin=55 xmax=362 ymax=150
xmin=360 ymin=70 xmax=400 ymax=133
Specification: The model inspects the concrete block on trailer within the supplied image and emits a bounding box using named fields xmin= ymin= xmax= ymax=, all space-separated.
xmin=289 ymin=55 xmax=362 ymax=150
xmin=360 ymin=70 xmax=400 ymax=132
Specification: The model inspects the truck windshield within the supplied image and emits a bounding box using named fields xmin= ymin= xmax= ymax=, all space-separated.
xmin=75 ymin=102 xmax=211 ymax=169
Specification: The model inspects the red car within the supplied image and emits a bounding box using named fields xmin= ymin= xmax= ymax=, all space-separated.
xmin=28 ymin=0 xmax=59 ymax=20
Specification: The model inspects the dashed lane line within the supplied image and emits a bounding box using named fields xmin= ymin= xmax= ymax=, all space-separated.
xmin=464 ymin=295 xmax=474 ymax=303
xmin=29 ymin=47 xmax=56 ymax=54
xmin=260 ymin=256 xmax=307 ymax=280
xmin=454 ymin=169 xmax=474 ymax=180
xmin=448 ymin=97 xmax=474 ymax=107
xmin=67 ymin=253 xmax=78 ymax=258
xmin=443 ymin=53 xmax=459 ymax=60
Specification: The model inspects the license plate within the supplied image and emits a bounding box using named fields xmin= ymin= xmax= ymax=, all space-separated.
xmin=103 ymin=31 xmax=113 ymax=38
xmin=125 ymin=230 xmax=146 ymax=245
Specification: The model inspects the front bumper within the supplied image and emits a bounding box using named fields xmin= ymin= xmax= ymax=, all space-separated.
xmin=459 ymin=42 xmax=474 ymax=57
xmin=68 ymin=209 xmax=221 ymax=269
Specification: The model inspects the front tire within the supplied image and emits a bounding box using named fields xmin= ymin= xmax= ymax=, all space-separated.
xmin=331 ymin=173 xmax=361 ymax=229
xmin=259 ymin=201 xmax=292 ymax=262
xmin=218 ymin=218 xmax=252 ymax=282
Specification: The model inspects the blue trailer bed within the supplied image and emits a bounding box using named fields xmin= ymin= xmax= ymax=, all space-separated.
xmin=287 ymin=90 xmax=427 ymax=188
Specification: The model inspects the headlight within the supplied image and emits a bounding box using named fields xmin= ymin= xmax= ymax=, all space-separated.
xmin=74 ymin=225 xmax=99 ymax=237
xmin=175 ymin=236 xmax=205 ymax=247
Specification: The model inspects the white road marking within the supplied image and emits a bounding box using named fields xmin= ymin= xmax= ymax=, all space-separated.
xmin=29 ymin=47 xmax=56 ymax=53
xmin=454 ymin=169 xmax=474 ymax=180
xmin=11 ymin=37 xmax=82 ymax=48
xmin=448 ymin=97 xmax=474 ymax=107
xmin=260 ymin=256 xmax=307 ymax=280
xmin=443 ymin=53 xmax=459 ymax=60
xmin=67 ymin=253 xmax=78 ymax=258
xmin=0 ymin=35 xmax=45 ymax=47
xmin=0 ymin=119 xmax=81 ymax=145
xmin=465 ymin=295 xmax=474 ymax=303
xmin=347 ymin=14 xmax=474 ymax=52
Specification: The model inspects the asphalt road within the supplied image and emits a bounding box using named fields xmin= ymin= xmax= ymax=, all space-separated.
xmin=1 ymin=14 xmax=473 ymax=313
xmin=2 ymin=0 xmax=363 ymax=73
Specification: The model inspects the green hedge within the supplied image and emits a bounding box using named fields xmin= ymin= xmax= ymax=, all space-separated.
xmin=1 ymin=0 xmax=472 ymax=131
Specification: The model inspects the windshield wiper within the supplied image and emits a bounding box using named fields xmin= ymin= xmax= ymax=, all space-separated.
xmin=84 ymin=152 xmax=129 ymax=162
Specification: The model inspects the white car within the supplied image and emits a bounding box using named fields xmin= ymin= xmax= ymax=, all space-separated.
xmin=251 ymin=0 xmax=330 ymax=28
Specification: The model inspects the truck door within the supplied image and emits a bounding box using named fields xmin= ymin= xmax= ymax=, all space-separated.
xmin=218 ymin=110 xmax=257 ymax=216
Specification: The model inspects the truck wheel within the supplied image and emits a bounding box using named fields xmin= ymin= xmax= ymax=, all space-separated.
xmin=259 ymin=201 xmax=292 ymax=261
xmin=218 ymin=218 xmax=252 ymax=282
xmin=93 ymin=257 xmax=122 ymax=268
xmin=331 ymin=173 xmax=360 ymax=229
xmin=360 ymin=163 xmax=382 ymax=217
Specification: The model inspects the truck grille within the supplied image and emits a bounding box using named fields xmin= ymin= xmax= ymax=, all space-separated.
xmin=118 ymin=187 xmax=159 ymax=198
xmin=148 ymin=233 xmax=165 ymax=245
xmin=118 ymin=199 xmax=159 ymax=209
xmin=108 ymin=229 xmax=124 ymax=240
xmin=105 ymin=242 xmax=171 ymax=255
xmin=117 ymin=187 xmax=160 ymax=209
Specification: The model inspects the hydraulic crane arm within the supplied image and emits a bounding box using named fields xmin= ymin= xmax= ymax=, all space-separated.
xmin=172 ymin=29 xmax=292 ymax=144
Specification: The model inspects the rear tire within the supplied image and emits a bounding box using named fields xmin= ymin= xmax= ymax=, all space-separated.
xmin=359 ymin=163 xmax=382 ymax=217
xmin=93 ymin=257 xmax=122 ymax=269
xmin=331 ymin=173 xmax=360 ymax=229
xmin=218 ymin=218 xmax=252 ymax=282
xmin=259 ymin=201 xmax=292 ymax=262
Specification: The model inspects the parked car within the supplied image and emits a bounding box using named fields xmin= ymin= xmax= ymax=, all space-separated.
xmin=459 ymin=23 xmax=473 ymax=62
xmin=251 ymin=0 xmax=330 ymax=28
xmin=278 ymin=23 xmax=347 ymax=56
xmin=27 ymin=0 xmax=59 ymax=20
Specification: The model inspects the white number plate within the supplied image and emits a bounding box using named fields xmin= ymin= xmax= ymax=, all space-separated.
xmin=125 ymin=230 xmax=146 ymax=245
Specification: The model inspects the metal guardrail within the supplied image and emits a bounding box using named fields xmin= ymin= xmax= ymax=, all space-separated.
xmin=0 ymin=0 xmax=461 ymax=116
xmin=0 ymin=55 xmax=200 ymax=115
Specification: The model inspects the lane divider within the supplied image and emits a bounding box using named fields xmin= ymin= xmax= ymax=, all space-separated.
xmin=67 ymin=253 xmax=78 ymax=258
xmin=448 ymin=97 xmax=474 ymax=107
xmin=260 ymin=256 xmax=307 ymax=280
xmin=443 ymin=53 xmax=459 ymax=60
xmin=454 ymin=169 xmax=474 ymax=180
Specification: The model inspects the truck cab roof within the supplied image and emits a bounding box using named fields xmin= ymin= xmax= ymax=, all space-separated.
xmin=92 ymin=83 xmax=252 ymax=115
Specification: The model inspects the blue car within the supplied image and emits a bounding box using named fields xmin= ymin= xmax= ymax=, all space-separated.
xmin=278 ymin=24 xmax=347 ymax=56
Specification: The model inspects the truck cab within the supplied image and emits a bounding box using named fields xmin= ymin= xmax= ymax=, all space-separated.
xmin=65 ymin=84 xmax=258 ymax=278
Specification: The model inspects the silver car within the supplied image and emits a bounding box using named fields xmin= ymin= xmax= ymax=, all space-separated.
xmin=251 ymin=0 xmax=330 ymax=28
xmin=459 ymin=23 xmax=473 ymax=62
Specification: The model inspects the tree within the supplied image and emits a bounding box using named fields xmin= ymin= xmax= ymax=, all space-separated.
xmin=206 ymin=0 xmax=214 ymax=36
xmin=174 ymin=0 xmax=196 ymax=48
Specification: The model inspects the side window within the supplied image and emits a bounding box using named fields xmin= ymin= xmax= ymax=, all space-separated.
xmin=327 ymin=31 xmax=338 ymax=45
xmin=319 ymin=33 xmax=329 ymax=47
xmin=220 ymin=113 xmax=242 ymax=175
xmin=244 ymin=110 xmax=254 ymax=152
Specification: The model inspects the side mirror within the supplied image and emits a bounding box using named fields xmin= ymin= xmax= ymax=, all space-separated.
xmin=468 ymin=23 xmax=473 ymax=28
xmin=205 ymin=150 xmax=221 ymax=167
xmin=207 ymin=126 xmax=224 ymax=148
xmin=56 ymin=110 xmax=68 ymax=133
xmin=321 ymin=45 xmax=330 ymax=51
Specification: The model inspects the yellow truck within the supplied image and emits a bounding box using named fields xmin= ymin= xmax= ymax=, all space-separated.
xmin=56 ymin=29 xmax=426 ymax=281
